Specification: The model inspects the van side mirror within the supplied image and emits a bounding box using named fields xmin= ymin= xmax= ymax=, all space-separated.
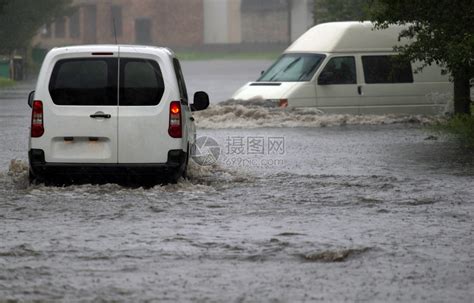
xmin=28 ymin=91 xmax=35 ymax=108
xmin=318 ymin=72 xmax=334 ymax=85
xmin=191 ymin=91 xmax=209 ymax=112
xmin=261 ymin=70 xmax=265 ymax=76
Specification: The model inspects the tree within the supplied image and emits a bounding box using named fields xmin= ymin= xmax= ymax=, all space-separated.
xmin=369 ymin=0 xmax=473 ymax=115
xmin=0 ymin=0 xmax=73 ymax=77
xmin=0 ymin=0 xmax=9 ymax=13
xmin=313 ymin=0 xmax=370 ymax=24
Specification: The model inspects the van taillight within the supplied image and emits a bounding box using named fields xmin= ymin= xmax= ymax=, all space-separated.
xmin=31 ymin=100 xmax=44 ymax=138
xmin=168 ymin=101 xmax=182 ymax=138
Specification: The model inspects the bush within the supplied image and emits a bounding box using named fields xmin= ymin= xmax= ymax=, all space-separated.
xmin=0 ymin=77 xmax=15 ymax=88
xmin=436 ymin=114 xmax=474 ymax=148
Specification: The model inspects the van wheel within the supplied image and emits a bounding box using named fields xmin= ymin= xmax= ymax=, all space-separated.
xmin=29 ymin=170 xmax=43 ymax=185
xmin=28 ymin=171 xmax=34 ymax=184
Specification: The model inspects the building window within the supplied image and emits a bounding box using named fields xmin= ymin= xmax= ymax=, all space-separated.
xmin=135 ymin=18 xmax=152 ymax=45
xmin=55 ymin=17 xmax=66 ymax=38
xmin=111 ymin=5 xmax=123 ymax=37
xmin=362 ymin=55 xmax=413 ymax=84
xmin=69 ymin=10 xmax=80 ymax=39
xmin=83 ymin=5 xmax=97 ymax=44
xmin=41 ymin=24 xmax=52 ymax=38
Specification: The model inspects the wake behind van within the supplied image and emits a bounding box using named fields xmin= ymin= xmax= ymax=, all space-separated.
xmin=28 ymin=45 xmax=209 ymax=185
xmin=232 ymin=22 xmax=452 ymax=115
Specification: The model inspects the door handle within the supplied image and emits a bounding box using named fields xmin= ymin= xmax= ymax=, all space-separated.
xmin=190 ymin=117 xmax=195 ymax=122
xmin=357 ymin=86 xmax=362 ymax=95
xmin=90 ymin=113 xmax=111 ymax=119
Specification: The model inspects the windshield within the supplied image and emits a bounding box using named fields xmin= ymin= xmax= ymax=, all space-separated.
xmin=258 ymin=53 xmax=326 ymax=82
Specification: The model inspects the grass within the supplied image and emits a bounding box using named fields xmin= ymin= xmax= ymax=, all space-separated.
xmin=434 ymin=113 xmax=474 ymax=148
xmin=175 ymin=51 xmax=280 ymax=61
xmin=0 ymin=77 xmax=15 ymax=88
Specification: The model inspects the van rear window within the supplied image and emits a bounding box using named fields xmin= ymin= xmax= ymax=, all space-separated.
xmin=119 ymin=59 xmax=164 ymax=106
xmin=49 ymin=58 xmax=165 ymax=106
xmin=49 ymin=58 xmax=118 ymax=106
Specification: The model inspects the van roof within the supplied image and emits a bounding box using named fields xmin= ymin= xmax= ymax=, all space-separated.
xmin=286 ymin=21 xmax=410 ymax=53
xmin=49 ymin=44 xmax=175 ymax=57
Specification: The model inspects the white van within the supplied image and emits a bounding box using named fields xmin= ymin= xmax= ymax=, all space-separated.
xmin=232 ymin=22 xmax=452 ymax=115
xmin=28 ymin=45 xmax=209 ymax=185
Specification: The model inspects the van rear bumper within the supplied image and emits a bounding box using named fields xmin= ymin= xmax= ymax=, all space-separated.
xmin=29 ymin=149 xmax=187 ymax=184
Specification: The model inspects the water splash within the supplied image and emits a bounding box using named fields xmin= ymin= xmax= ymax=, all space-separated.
xmin=299 ymin=247 xmax=371 ymax=262
xmin=195 ymin=103 xmax=446 ymax=129
xmin=5 ymin=159 xmax=29 ymax=189
xmin=0 ymin=158 xmax=252 ymax=192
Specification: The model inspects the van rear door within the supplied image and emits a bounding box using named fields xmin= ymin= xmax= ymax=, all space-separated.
xmin=117 ymin=50 xmax=172 ymax=164
xmin=44 ymin=52 xmax=119 ymax=163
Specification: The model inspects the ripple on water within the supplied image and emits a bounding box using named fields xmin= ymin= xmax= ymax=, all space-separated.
xmin=298 ymin=247 xmax=372 ymax=263
xmin=0 ymin=244 xmax=41 ymax=257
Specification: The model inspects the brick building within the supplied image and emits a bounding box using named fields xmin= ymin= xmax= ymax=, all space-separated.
xmin=33 ymin=0 xmax=313 ymax=49
xmin=241 ymin=0 xmax=290 ymax=44
xmin=33 ymin=0 xmax=204 ymax=49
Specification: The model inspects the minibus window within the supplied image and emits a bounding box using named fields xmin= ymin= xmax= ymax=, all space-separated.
xmin=362 ymin=55 xmax=413 ymax=84
xmin=258 ymin=53 xmax=325 ymax=82
xmin=49 ymin=58 xmax=118 ymax=106
xmin=318 ymin=56 xmax=357 ymax=85
xmin=119 ymin=59 xmax=165 ymax=106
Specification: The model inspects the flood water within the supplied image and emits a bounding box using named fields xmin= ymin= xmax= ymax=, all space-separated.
xmin=0 ymin=60 xmax=473 ymax=302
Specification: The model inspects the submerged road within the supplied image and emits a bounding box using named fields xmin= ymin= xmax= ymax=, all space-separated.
xmin=0 ymin=60 xmax=473 ymax=302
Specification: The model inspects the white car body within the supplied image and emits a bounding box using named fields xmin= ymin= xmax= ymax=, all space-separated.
xmin=232 ymin=22 xmax=453 ymax=115
xmin=28 ymin=45 xmax=208 ymax=184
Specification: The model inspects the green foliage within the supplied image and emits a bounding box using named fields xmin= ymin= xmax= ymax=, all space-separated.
xmin=313 ymin=0 xmax=371 ymax=24
xmin=0 ymin=0 xmax=9 ymax=13
xmin=435 ymin=115 xmax=474 ymax=148
xmin=0 ymin=0 xmax=73 ymax=54
xmin=369 ymin=0 xmax=473 ymax=114
xmin=0 ymin=77 xmax=15 ymax=88
xmin=369 ymin=0 xmax=473 ymax=78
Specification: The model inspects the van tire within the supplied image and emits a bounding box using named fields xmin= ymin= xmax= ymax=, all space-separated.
xmin=28 ymin=170 xmax=34 ymax=184
xmin=28 ymin=169 xmax=43 ymax=185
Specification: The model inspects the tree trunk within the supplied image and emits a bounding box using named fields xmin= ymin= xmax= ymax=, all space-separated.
xmin=9 ymin=50 xmax=14 ymax=80
xmin=453 ymin=69 xmax=471 ymax=115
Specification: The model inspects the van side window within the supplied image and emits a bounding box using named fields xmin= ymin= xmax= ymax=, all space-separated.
xmin=362 ymin=56 xmax=413 ymax=84
xmin=319 ymin=57 xmax=356 ymax=85
xmin=120 ymin=58 xmax=165 ymax=106
xmin=173 ymin=58 xmax=188 ymax=103
xmin=49 ymin=58 xmax=118 ymax=106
